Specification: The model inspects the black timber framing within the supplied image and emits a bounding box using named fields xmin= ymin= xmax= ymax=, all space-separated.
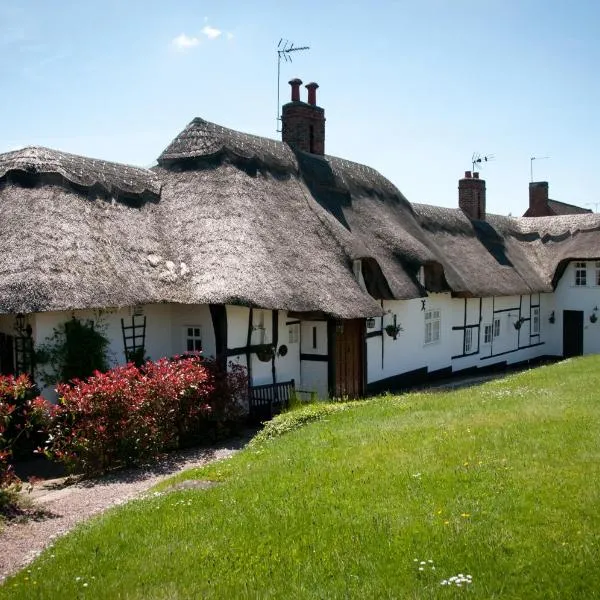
xmin=209 ymin=304 xmax=227 ymax=368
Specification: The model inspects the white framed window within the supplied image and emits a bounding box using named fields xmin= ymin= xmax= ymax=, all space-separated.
xmin=424 ymin=309 xmax=441 ymax=344
xmin=464 ymin=328 xmax=473 ymax=353
xmin=483 ymin=324 xmax=492 ymax=344
xmin=493 ymin=317 xmax=501 ymax=338
xmin=185 ymin=326 xmax=202 ymax=353
xmin=531 ymin=307 xmax=540 ymax=335
xmin=595 ymin=261 xmax=600 ymax=286
xmin=288 ymin=324 xmax=299 ymax=344
xmin=575 ymin=261 xmax=587 ymax=286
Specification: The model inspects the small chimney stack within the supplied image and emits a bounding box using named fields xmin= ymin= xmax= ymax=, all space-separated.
xmin=281 ymin=78 xmax=326 ymax=155
xmin=289 ymin=78 xmax=302 ymax=102
xmin=528 ymin=181 xmax=550 ymax=214
xmin=459 ymin=171 xmax=486 ymax=220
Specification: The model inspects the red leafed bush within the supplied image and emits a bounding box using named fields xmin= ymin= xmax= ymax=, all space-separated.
xmin=44 ymin=356 xmax=248 ymax=475
xmin=1 ymin=374 xmax=53 ymax=496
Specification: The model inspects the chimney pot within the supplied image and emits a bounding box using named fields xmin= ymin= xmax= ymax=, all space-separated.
xmin=464 ymin=170 xmax=472 ymax=178
xmin=305 ymin=82 xmax=319 ymax=106
xmin=289 ymin=78 xmax=303 ymax=102
xmin=473 ymin=172 xmax=479 ymax=179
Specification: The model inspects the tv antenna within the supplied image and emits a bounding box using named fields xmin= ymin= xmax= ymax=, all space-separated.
xmin=586 ymin=201 xmax=600 ymax=213
xmin=471 ymin=152 xmax=495 ymax=172
xmin=276 ymin=39 xmax=310 ymax=132
xmin=530 ymin=156 xmax=549 ymax=182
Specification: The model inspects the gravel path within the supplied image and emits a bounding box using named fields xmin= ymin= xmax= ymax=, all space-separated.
xmin=0 ymin=436 xmax=250 ymax=582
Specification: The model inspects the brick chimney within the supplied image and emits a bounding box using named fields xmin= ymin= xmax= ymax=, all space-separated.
xmin=458 ymin=171 xmax=486 ymax=220
xmin=281 ymin=79 xmax=326 ymax=155
xmin=527 ymin=181 xmax=550 ymax=216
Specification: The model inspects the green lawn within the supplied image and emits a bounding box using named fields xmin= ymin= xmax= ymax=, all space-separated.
xmin=2 ymin=357 xmax=600 ymax=599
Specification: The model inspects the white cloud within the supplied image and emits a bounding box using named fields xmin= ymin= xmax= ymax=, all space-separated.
xmin=171 ymin=33 xmax=200 ymax=51
xmin=201 ymin=25 xmax=222 ymax=40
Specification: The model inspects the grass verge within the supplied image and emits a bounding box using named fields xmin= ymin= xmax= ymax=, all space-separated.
xmin=2 ymin=357 xmax=600 ymax=599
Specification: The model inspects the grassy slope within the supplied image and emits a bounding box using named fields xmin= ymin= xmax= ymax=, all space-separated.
xmin=2 ymin=358 xmax=600 ymax=599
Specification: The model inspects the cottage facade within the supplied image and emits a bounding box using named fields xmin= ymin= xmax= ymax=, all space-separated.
xmin=1 ymin=81 xmax=600 ymax=400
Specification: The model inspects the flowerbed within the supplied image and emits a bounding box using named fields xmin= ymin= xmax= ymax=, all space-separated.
xmin=43 ymin=356 xmax=247 ymax=475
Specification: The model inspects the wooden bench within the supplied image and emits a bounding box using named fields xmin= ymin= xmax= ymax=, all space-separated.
xmin=248 ymin=379 xmax=296 ymax=422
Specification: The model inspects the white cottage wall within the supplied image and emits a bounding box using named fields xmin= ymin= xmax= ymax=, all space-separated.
xmin=169 ymin=304 xmax=215 ymax=359
xmin=554 ymin=261 xmax=600 ymax=354
xmin=368 ymin=292 xmax=557 ymax=390
xmin=225 ymin=306 xmax=299 ymax=386
xmin=300 ymin=320 xmax=328 ymax=399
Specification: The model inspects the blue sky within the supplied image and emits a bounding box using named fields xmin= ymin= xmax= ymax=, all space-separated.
xmin=1 ymin=0 xmax=599 ymax=215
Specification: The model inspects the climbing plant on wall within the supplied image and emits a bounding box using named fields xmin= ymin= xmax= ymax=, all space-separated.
xmin=36 ymin=316 xmax=110 ymax=385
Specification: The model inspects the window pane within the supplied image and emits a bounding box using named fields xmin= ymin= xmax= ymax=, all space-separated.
xmin=187 ymin=328 xmax=193 ymax=337
xmin=187 ymin=339 xmax=194 ymax=352
xmin=194 ymin=339 xmax=202 ymax=351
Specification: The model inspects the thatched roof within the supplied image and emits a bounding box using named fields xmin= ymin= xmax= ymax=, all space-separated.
xmin=2 ymin=119 xmax=600 ymax=317
xmin=0 ymin=146 xmax=161 ymax=199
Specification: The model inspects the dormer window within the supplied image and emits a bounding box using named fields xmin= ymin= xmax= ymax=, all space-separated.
xmin=420 ymin=262 xmax=446 ymax=292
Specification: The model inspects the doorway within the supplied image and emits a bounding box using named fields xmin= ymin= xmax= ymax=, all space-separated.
xmin=563 ymin=310 xmax=584 ymax=357
xmin=333 ymin=319 xmax=364 ymax=398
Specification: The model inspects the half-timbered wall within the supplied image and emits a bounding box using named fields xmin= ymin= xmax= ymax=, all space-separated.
xmin=367 ymin=292 xmax=557 ymax=390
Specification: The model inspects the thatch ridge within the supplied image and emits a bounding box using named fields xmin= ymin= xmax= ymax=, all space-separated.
xmin=0 ymin=146 xmax=161 ymax=199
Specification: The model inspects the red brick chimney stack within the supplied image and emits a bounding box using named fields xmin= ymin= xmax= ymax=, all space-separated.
xmin=281 ymin=78 xmax=326 ymax=155
xmin=458 ymin=170 xmax=486 ymax=220
xmin=529 ymin=181 xmax=550 ymax=214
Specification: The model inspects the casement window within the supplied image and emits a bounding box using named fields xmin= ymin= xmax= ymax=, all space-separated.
xmin=531 ymin=307 xmax=540 ymax=335
xmin=483 ymin=324 xmax=492 ymax=344
xmin=596 ymin=261 xmax=600 ymax=286
xmin=464 ymin=328 xmax=473 ymax=353
xmin=575 ymin=262 xmax=587 ymax=286
xmin=424 ymin=309 xmax=441 ymax=344
xmin=288 ymin=324 xmax=299 ymax=344
xmin=493 ymin=317 xmax=501 ymax=338
xmin=185 ymin=326 xmax=202 ymax=352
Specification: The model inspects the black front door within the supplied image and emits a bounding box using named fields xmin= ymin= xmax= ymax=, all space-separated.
xmin=563 ymin=310 xmax=584 ymax=357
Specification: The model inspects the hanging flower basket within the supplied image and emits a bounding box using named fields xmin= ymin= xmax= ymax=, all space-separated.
xmin=256 ymin=344 xmax=275 ymax=362
xmin=590 ymin=313 xmax=598 ymax=324
xmin=385 ymin=324 xmax=403 ymax=340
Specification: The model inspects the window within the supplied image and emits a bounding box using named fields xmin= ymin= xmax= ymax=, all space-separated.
xmin=483 ymin=324 xmax=492 ymax=344
xmin=596 ymin=261 xmax=600 ymax=286
xmin=424 ymin=309 xmax=441 ymax=344
xmin=575 ymin=261 xmax=587 ymax=286
xmin=493 ymin=317 xmax=501 ymax=338
xmin=464 ymin=328 xmax=473 ymax=353
xmin=288 ymin=324 xmax=299 ymax=344
xmin=312 ymin=326 xmax=318 ymax=349
xmin=531 ymin=307 xmax=540 ymax=335
xmin=185 ymin=326 xmax=202 ymax=352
